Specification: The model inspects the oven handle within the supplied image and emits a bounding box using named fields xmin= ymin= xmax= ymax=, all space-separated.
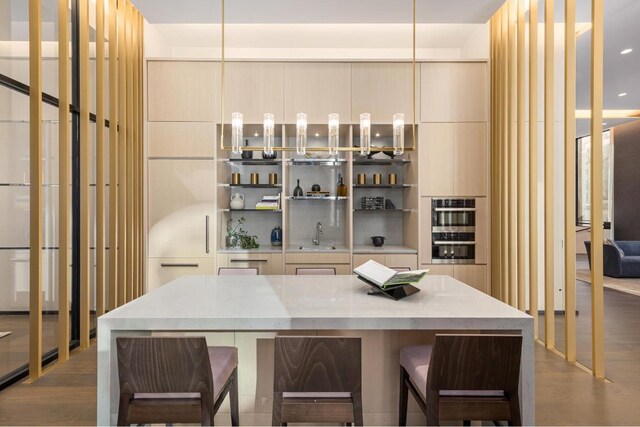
xmin=433 ymin=207 xmax=476 ymax=212
xmin=433 ymin=241 xmax=476 ymax=245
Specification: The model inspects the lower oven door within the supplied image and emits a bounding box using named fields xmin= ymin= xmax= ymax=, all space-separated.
xmin=431 ymin=244 xmax=475 ymax=263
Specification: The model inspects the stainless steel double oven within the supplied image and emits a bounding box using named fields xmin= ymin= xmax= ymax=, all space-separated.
xmin=431 ymin=198 xmax=476 ymax=264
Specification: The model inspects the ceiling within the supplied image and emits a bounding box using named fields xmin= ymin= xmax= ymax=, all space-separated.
xmin=131 ymin=0 xmax=506 ymax=24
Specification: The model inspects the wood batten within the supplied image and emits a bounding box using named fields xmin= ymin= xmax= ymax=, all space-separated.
xmin=57 ymin=0 xmax=71 ymax=362
xmin=543 ymin=0 xmax=555 ymax=350
xmin=79 ymin=0 xmax=91 ymax=350
xmin=117 ymin=0 xmax=127 ymax=306
xmin=108 ymin=0 xmax=119 ymax=311
xmin=590 ymin=0 xmax=605 ymax=379
xmin=126 ymin=1 xmax=134 ymax=303
xmin=29 ymin=0 xmax=43 ymax=379
xmin=516 ymin=0 xmax=526 ymax=312
xmin=96 ymin=0 xmax=107 ymax=318
xmin=507 ymin=0 xmax=517 ymax=308
xmin=564 ymin=0 xmax=577 ymax=363
xmin=528 ymin=0 xmax=539 ymax=341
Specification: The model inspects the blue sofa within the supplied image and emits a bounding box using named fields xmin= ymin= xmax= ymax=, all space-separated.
xmin=585 ymin=240 xmax=640 ymax=278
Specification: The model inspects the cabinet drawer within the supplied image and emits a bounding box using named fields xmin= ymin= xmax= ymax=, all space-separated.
xmin=352 ymin=254 xmax=385 ymax=267
xmin=148 ymin=258 xmax=215 ymax=291
xmin=217 ymin=253 xmax=283 ymax=275
xmin=354 ymin=254 xmax=417 ymax=271
xmin=285 ymin=264 xmax=352 ymax=275
xmin=453 ymin=264 xmax=488 ymax=294
xmin=421 ymin=264 xmax=454 ymax=276
xmin=285 ymin=252 xmax=350 ymax=265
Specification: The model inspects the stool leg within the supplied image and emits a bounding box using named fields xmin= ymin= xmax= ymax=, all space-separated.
xmin=230 ymin=368 xmax=239 ymax=426
xmin=399 ymin=367 xmax=409 ymax=426
xmin=272 ymin=392 xmax=283 ymax=426
xmin=352 ymin=392 xmax=364 ymax=426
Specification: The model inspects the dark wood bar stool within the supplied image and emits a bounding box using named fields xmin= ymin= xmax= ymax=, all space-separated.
xmin=272 ymin=336 xmax=363 ymax=426
xmin=116 ymin=337 xmax=239 ymax=426
xmin=399 ymin=334 xmax=522 ymax=426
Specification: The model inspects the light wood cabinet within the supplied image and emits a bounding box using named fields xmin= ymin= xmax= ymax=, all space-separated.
xmin=419 ymin=123 xmax=453 ymax=196
xmin=421 ymin=264 xmax=454 ymax=276
xmin=453 ymin=123 xmax=487 ymax=196
xmin=351 ymin=63 xmax=419 ymax=123
xmin=419 ymin=123 xmax=487 ymax=197
xmin=284 ymin=63 xmax=351 ymax=123
xmin=148 ymin=159 xmax=214 ymax=257
xmin=285 ymin=252 xmax=350 ymax=265
xmin=216 ymin=253 xmax=283 ymax=275
xmin=285 ymin=264 xmax=352 ymax=275
xmin=420 ymin=62 xmax=487 ymax=123
xmin=147 ymin=122 xmax=216 ymax=158
xmin=453 ymin=264 xmax=487 ymax=293
xmin=224 ymin=62 xmax=285 ymax=124
xmin=147 ymin=61 xmax=219 ymax=122
xmin=475 ymin=197 xmax=488 ymax=264
xmin=148 ymin=258 xmax=215 ymax=291
xmin=353 ymin=254 xmax=418 ymax=271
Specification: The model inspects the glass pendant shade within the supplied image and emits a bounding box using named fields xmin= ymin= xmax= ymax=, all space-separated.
xmin=393 ymin=113 xmax=404 ymax=155
xmin=231 ymin=112 xmax=243 ymax=154
xmin=263 ymin=113 xmax=275 ymax=155
xmin=296 ymin=113 xmax=307 ymax=155
xmin=328 ymin=113 xmax=339 ymax=156
xmin=360 ymin=113 xmax=371 ymax=155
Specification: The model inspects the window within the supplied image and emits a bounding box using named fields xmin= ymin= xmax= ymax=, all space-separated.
xmin=576 ymin=130 xmax=613 ymax=226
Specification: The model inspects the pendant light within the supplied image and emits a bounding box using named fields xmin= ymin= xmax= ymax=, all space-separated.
xmin=263 ymin=113 xmax=275 ymax=155
xmin=231 ymin=112 xmax=243 ymax=154
xmin=393 ymin=113 xmax=404 ymax=155
xmin=328 ymin=113 xmax=339 ymax=155
xmin=296 ymin=113 xmax=307 ymax=155
xmin=360 ymin=113 xmax=371 ymax=155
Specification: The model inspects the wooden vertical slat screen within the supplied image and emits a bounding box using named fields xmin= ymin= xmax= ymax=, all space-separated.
xmin=79 ymin=0 xmax=91 ymax=350
xmin=96 ymin=0 xmax=106 ymax=317
xmin=590 ymin=0 xmax=605 ymax=379
xmin=490 ymin=0 xmax=606 ymax=377
xmin=543 ymin=0 xmax=555 ymax=349
xmin=528 ymin=0 xmax=539 ymax=341
xmin=108 ymin=0 xmax=119 ymax=311
xmin=57 ymin=0 xmax=71 ymax=362
xmin=132 ymin=9 xmax=139 ymax=299
xmin=564 ymin=0 xmax=577 ymax=362
xmin=29 ymin=0 xmax=43 ymax=380
xmin=117 ymin=0 xmax=127 ymax=306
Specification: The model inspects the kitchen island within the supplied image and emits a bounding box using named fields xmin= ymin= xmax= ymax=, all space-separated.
xmin=97 ymin=274 xmax=534 ymax=425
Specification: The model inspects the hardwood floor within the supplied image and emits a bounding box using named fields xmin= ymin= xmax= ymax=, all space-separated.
xmin=0 ymin=314 xmax=59 ymax=377
xmin=2 ymin=283 xmax=640 ymax=425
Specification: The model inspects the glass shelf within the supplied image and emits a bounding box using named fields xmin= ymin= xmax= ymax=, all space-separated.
xmin=224 ymin=158 xmax=281 ymax=166
xmin=223 ymin=209 xmax=282 ymax=212
xmin=353 ymin=209 xmax=411 ymax=212
xmin=223 ymin=184 xmax=282 ymax=189
xmin=352 ymin=158 xmax=411 ymax=166
xmin=352 ymin=184 xmax=411 ymax=189
xmin=286 ymin=196 xmax=348 ymax=201
xmin=286 ymin=158 xmax=348 ymax=166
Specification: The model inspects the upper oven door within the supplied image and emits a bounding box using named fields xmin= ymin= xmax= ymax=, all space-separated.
xmin=432 ymin=207 xmax=476 ymax=228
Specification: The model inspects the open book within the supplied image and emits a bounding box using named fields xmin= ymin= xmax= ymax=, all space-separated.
xmin=353 ymin=260 xmax=428 ymax=290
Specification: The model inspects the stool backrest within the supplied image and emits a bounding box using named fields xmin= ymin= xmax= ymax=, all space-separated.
xmin=273 ymin=337 xmax=361 ymax=393
xmin=427 ymin=334 xmax=522 ymax=393
xmin=117 ymin=337 xmax=214 ymax=395
xmin=218 ymin=267 xmax=259 ymax=275
xmin=295 ymin=267 xmax=337 ymax=275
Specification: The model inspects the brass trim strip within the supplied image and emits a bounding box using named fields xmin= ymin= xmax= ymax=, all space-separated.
xmin=29 ymin=0 xmax=43 ymax=379
xmin=564 ymin=0 xmax=577 ymax=363
xmin=590 ymin=0 xmax=605 ymax=379
xmin=529 ymin=0 xmax=539 ymax=340
xmin=96 ymin=0 xmax=106 ymax=317
xmin=516 ymin=0 xmax=526 ymax=311
xmin=544 ymin=0 xmax=555 ymax=349
xmin=108 ymin=0 xmax=119 ymax=310
xmin=57 ymin=0 xmax=70 ymax=362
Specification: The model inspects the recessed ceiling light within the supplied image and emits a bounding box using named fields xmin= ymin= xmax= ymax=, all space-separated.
xmin=254 ymin=132 xmax=259 ymax=137
xmin=619 ymin=92 xmax=627 ymax=97
xmin=314 ymin=132 xmax=320 ymax=137
xmin=603 ymin=122 xmax=608 ymax=126
xmin=375 ymin=132 xmax=380 ymax=137
xmin=621 ymin=48 xmax=633 ymax=55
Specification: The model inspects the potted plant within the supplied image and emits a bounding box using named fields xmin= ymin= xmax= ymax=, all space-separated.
xmin=226 ymin=217 xmax=260 ymax=249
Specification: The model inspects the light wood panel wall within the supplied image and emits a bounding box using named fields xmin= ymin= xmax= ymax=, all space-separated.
xmin=489 ymin=0 xmax=606 ymax=378
xmin=26 ymin=0 xmax=144 ymax=379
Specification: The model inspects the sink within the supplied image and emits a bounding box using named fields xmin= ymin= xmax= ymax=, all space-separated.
xmin=298 ymin=246 xmax=336 ymax=251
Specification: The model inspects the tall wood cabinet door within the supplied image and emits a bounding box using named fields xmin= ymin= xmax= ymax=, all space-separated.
xmin=420 ymin=62 xmax=488 ymax=123
xmin=454 ymin=265 xmax=487 ymax=293
xmin=148 ymin=159 xmax=214 ymax=257
xmin=351 ymin=63 xmax=419 ymax=123
xmin=148 ymin=258 xmax=215 ymax=292
xmin=148 ymin=122 xmax=216 ymax=158
xmin=284 ymin=63 xmax=351 ymax=123
xmin=148 ymin=61 xmax=219 ymax=122
xmin=422 ymin=264 xmax=454 ymax=276
xmin=474 ymin=197 xmax=488 ymax=264
xmin=420 ymin=198 xmax=433 ymax=264
xmin=224 ymin=62 xmax=285 ymax=124
xmin=453 ymin=123 xmax=487 ymax=196
xmin=419 ymin=123 xmax=453 ymax=196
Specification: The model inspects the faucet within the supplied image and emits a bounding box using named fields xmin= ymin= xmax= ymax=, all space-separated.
xmin=312 ymin=222 xmax=323 ymax=245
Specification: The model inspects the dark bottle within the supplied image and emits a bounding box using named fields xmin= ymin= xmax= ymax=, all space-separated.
xmin=293 ymin=179 xmax=303 ymax=197
xmin=337 ymin=173 xmax=347 ymax=197
xmin=241 ymin=139 xmax=253 ymax=159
